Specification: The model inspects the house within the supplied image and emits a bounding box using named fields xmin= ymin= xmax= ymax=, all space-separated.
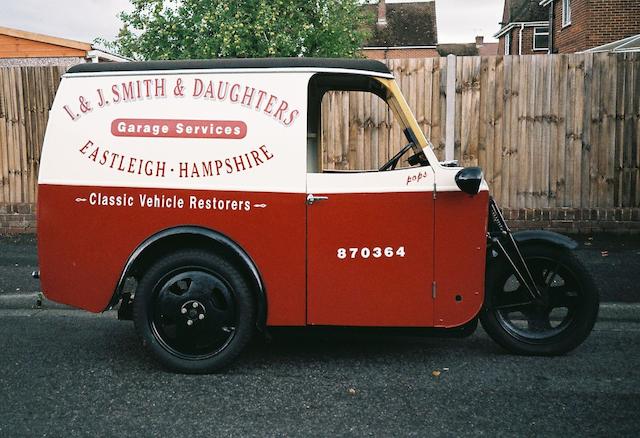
xmin=539 ymin=0 xmax=640 ymax=53
xmin=0 ymin=26 xmax=128 ymax=67
xmin=475 ymin=36 xmax=500 ymax=56
xmin=362 ymin=0 xmax=438 ymax=59
xmin=494 ymin=0 xmax=549 ymax=55
xmin=437 ymin=36 xmax=499 ymax=57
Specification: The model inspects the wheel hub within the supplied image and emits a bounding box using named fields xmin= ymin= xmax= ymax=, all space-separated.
xmin=150 ymin=268 xmax=239 ymax=360
xmin=532 ymin=298 xmax=550 ymax=311
xmin=180 ymin=300 xmax=206 ymax=326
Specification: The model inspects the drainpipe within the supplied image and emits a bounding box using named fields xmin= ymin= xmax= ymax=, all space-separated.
xmin=518 ymin=23 xmax=525 ymax=55
xmin=548 ymin=1 xmax=555 ymax=53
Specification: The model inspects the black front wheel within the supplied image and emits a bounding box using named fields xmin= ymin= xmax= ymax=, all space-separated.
xmin=480 ymin=244 xmax=599 ymax=356
xmin=133 ymin=249 xmax=255 ymax=373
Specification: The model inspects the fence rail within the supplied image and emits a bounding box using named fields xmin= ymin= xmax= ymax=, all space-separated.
xmin=0 ymin=54 xmax=639 ymax=210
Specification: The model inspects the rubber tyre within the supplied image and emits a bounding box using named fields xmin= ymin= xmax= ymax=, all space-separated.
xmin=133 ymin=249 xmax=255 ymax=373
xmin=480 ymin=244 xmax=599 ymax=356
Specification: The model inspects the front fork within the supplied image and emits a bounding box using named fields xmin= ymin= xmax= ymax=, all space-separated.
xmin=486 ymin=198 xmax=544 ymax=303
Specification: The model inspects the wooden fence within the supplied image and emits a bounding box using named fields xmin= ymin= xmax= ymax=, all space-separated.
xmin=0 ymin=54 xmax=639 ymax=210
xmin=322 ymin=53 xmax=640 ymax=209
xmin=0 ymin=66 xmax=65 ymax=205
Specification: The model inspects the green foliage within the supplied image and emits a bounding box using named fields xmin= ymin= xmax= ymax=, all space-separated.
xmin=98 ymin=0 xmax=373 ymax=60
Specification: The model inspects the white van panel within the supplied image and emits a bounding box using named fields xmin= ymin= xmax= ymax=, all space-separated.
xmin=40 ymin=72 xmax=311 ymax=193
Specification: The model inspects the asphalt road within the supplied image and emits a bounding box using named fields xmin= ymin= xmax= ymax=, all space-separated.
xmin=0 ymin=234 xmax=38 ymax=297
xmin=1 ymin=233 xmax=638 ymax=302
xmin=0 ymin=308 xmax=639 ymax=437
xmin=1 ymin=233 xmax=639 ymax=436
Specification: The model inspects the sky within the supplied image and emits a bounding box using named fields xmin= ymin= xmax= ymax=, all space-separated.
xmin=0 ymin=0 xmax=504 ymax=48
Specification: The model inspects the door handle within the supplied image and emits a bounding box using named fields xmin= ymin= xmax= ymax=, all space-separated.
xmin=306 ymin=194 xmax=329 ymax=205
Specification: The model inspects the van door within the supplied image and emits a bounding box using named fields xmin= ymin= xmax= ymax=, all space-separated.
xmin=306 ymin=169 xmax=435 ymax=326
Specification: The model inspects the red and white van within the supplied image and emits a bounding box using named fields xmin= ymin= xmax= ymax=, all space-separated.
xmin=38 ymin=59 xmax=598 ymax=373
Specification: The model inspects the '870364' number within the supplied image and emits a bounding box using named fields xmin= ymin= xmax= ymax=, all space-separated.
xmin=337 ymin=246 xmax=405 ymax=260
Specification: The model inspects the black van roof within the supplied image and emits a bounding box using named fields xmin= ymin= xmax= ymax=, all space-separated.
xmin=67 ymin=58 xmax=391 ymax=75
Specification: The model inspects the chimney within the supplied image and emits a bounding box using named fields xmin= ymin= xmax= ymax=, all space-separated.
xmin=475 ymin=35 xmax=484 ymax=47
xmin=377 ymin=0 xmax=387 ymax=28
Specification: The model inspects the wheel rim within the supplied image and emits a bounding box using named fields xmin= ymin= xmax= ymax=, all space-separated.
xmin=492 ymin=256 xmax=584 ymax=343
xmin=150 ymin=267 xmax=237 ymax=360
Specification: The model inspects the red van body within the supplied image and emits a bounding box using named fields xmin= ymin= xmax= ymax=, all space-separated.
xmin=39 ymin=59 xmax=488 ymax=331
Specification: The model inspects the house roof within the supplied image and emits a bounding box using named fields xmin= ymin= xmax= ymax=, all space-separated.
xmin=478 ymin=42 xmax=499 ymax=56
xmin=494 ymin=0 xmax=549 ymax=38
xmin=436 ymin=41 xmax=499 ymax=57
xmin=0 ymin=26 xmax=91 ymax=51
xmin=504 ymin=0 xmax=548 ymax=23
xmin=363 ymin=1 xmax=438 ymax=48
xmin=0 ymin=26 xmax=129 ymax=62
xmin=437 ymin=44 xmax=479 ymax=57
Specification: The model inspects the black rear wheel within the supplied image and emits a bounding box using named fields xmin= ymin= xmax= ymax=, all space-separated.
xmin=134 ymin=249 xmax=255 ymax=373
xmin=480 ymin=244 xmax=599 ymax=355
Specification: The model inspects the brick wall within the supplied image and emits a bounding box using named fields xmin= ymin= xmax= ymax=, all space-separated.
xmin=2 ymin=204 xmax=637 ymax=235
xmin=498 ymin=27 xmax=548 ymax=55
xmin=552 ymin=0 xmax=589 ymax=53
xmin=503 ymin=208 xmax=640 ymax=234
xmin=497 ymin=29 xmax=518 ymax=55
xmin=362 ymin=48 xmax=439 ymax=59
xmin=0 ymin=204 xmax=36 ymax=234
xmin=552 ymin=0 xmax=640 ymax=53
xmin=511 ymin=28 xmax=520 ymax=55
xmin=521 ymin=27 xmax=546 ymax=55
xmin=588 ymin=0 xmax=640 ymax=49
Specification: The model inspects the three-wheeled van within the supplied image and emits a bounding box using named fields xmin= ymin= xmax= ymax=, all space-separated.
xmin=38 ymin=58 xmax=599 ymax=373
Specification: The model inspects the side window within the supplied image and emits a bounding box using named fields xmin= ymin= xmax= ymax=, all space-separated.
xmin=562 ymin=0 xmax=571 ymax=27
xmin=533 ymin=27 xmax=549 ymax=51
xmin=306 ymin=74 xmax=408 ymax=173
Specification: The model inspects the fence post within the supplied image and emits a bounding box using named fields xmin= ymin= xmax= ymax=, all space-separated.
xmin=445 ymin=54 xmax=456 ymax=161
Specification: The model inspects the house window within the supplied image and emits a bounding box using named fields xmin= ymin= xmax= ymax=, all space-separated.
xmin=505 ymin=33 xmax=511 ymax=55
xmin=562 ymin=0 xmax=572 ymax=27
xmin=533 ymin=27 xmax=549 ymax=51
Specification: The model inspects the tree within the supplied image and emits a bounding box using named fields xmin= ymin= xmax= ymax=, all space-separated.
xmin=100 ymin=0 xmax=373 ymax=60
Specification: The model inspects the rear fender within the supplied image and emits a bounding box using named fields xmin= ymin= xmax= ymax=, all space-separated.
xmin=110 ymin=226 xmax=267 ymax=329
xmin=512 ymin=230 xmax=578 ymax=251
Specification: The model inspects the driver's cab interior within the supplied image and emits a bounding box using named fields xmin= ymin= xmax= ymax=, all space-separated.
xmin=306 ymin=73 xmax=429 ymax=174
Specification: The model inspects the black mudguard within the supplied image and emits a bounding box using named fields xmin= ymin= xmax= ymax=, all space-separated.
xmin=512 ymin=230 xmax=578 ymax=250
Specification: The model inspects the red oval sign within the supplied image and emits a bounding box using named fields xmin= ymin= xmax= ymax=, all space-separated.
xmin=111 ymin=118 xmax=247 ymax=139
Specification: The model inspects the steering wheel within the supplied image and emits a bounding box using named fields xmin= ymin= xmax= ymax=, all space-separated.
xmin=379 ymin=142 xmax=414 ymax=171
